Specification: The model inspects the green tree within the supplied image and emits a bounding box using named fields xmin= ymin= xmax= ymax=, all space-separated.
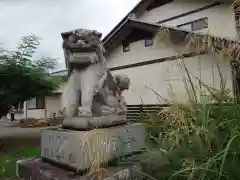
xmin=0 ymin=34 xmax=61 ymax=118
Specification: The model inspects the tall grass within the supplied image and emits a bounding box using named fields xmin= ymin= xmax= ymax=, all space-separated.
xmin=118 ymin=58 xmax=240 ymax=180
xmin=116 ymin=3 xmax=240 ymax=178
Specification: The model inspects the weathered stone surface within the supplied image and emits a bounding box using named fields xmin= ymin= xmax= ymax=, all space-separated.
xmin=69 ymin=52 xmax=98 ymax=65
xmin=62 ymin=115 xmax=126 ymax=130
xmin=40 ymin=123 xmax=147 ymax=172
xmin=16 ymin=157 xmax=145 ymax=180
xmin=61 ymin=28 xmax=131 ymax=127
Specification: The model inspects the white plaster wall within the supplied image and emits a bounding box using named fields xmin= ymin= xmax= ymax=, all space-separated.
xmin=111 ymin=54 xmax=232 ymax=105
xmin=45 ymin=95 xmax=62 ymax=118
xmin=138 ymin=0 xmax=237 ymax=39
xmin=140 ymin=0 xmax=211 ymax=22
xmin=107 ymin=35 xmax=233 ymax=105
xmin=26 ymin=109 xmax=46 ymax=119
xmin=107 ymin=39 xmax=186 ymax=69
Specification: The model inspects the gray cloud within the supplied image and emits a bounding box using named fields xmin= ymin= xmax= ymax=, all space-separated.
xmin=0 ymin=0 xmax=140 ymax=70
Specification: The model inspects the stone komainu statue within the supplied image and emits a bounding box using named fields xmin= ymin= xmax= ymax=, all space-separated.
xmin=61 ymin=29 xmax=130 ymax=118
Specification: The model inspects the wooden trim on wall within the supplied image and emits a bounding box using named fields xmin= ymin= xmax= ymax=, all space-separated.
xmin=109 ymin=51 xmax=207 ymax=71
xmin=157 ymin=2 xmax=223 ymax=24
xmin=28 ymin=108 xmax=45 ymax=110
xmin=126 ymin=104 xmax=169 ymax=121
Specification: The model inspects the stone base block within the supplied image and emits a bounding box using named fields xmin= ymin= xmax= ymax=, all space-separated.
xmin=16 ymin=157 xmax=144 ymax=180
xmin=62 ymin=114 xmax=127 ymax=130
xmin=41 ymin=123 xmax=146 ymax=172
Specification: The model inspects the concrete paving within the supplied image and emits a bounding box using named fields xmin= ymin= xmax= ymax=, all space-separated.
xmin=0 ymin=120 xmax=61 ymax=152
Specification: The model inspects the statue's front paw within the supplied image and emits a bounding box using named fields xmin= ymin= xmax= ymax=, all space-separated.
xmin=101 ymin=105 xmax=116 ymax=116
xmin=78 ymin=112 xmax=92 ymax=117
xmin=116 ymin=108 xmax=127 ymax=115
xmin=78 ymin=107 xmax=92 ymax=117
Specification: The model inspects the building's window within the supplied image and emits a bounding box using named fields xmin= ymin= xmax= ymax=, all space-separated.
xmin=233 ymin=5 xmax=240 ymax=33
xmin=192 ymin=18 xmax=208 ymax=31
xmin=177 ymin=17 xmax=208 ymax=31
xmin=28 ymin=98 xmax=36 ymax=109
xmin=178 ymin=23 xmax=192 ymax=31
xmin=145 ymin=38 xmax=153 ymax=47
xmin=122 ymin=42 xmax=130 ymax=52
xmin=12 ymin=102 xmax=24 ymax=112
xmin=36 ymin=95 xmax=45 ymax=109
xmin=28 ymin=95 xmax=45 ymax=109
xmin=17 ymin=102 xmax=24 ymax=112
xmin=235 ymin=15 xmax=240 ymax=32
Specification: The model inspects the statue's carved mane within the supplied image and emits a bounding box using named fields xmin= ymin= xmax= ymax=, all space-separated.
xmin=61 ymin=29 xmax=102 ymax=50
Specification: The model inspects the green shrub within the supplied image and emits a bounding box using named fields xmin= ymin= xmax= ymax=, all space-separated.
xmin=0 ymin=148 xmax=40 ymax=179
xmin=39 ymin=119 xmax=49 ymax=125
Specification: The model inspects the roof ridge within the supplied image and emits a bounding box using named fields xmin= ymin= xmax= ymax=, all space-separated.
xmin=102 ymin=0 xmax=147 ymax=43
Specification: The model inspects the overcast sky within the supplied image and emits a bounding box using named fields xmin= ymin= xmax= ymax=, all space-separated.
xmin=0 ymin=0 xmax=140 ymax=71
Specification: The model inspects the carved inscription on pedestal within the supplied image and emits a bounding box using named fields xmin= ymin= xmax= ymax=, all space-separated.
xmin=41 ymin=124 xmax=147 ymax=171
xmin=41 ymin=131 xmax=69 ymax=162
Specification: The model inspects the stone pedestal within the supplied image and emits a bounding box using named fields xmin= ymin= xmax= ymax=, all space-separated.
xmin=62 ymin=115 xmax=127 ymax=130
xmin=40 ymin=123 xmax=147 ymax=172
xmin=16 ymin=157 xmax=144 ymax=180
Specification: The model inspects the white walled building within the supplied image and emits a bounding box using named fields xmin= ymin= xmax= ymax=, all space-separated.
xmin=23 ymin=0 xmax=239 ymax=119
